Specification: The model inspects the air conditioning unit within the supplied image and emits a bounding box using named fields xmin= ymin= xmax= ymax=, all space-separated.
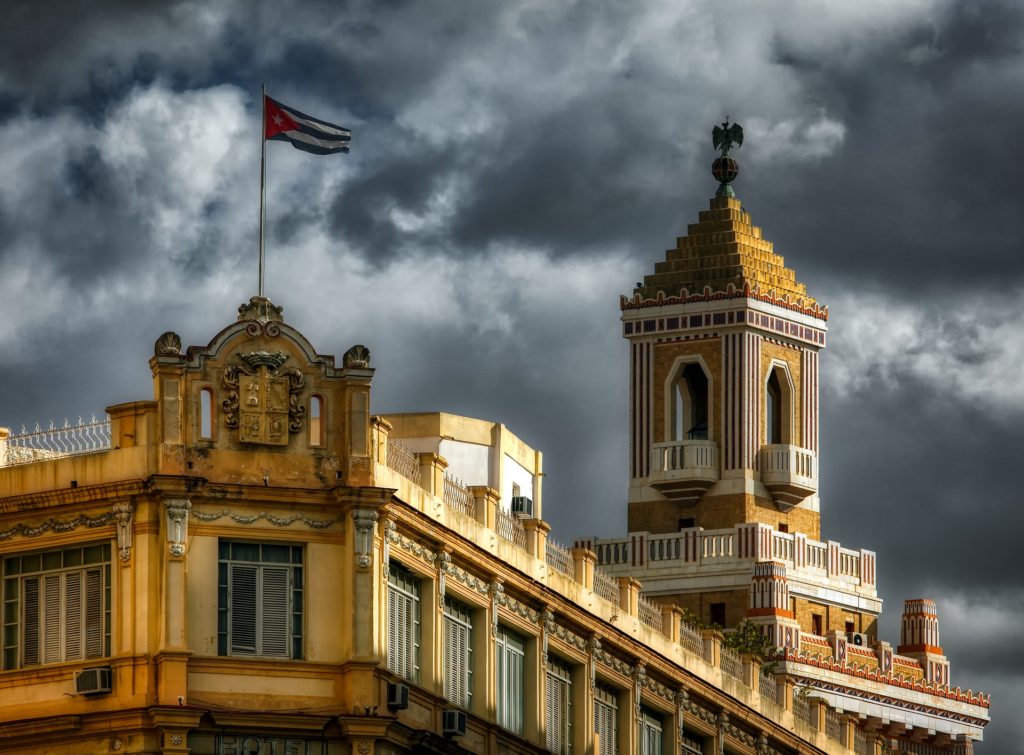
xmin=74 ymin=666 xmax=112 ymax=695
xmin=510 ymin=496 xmax=533 ymax=518
xmin=387 ymin=681 xmax=410 ymax=711
xmin=847 ymin=632 xmax=870 ymax=647
xmin=442 ymin=709 xmax=467 ymax=738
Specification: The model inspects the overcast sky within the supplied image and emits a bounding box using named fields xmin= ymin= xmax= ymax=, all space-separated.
xmin=1 ymin=1 xmax=1020 ymax=750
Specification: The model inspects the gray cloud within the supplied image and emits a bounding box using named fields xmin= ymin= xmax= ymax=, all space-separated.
xmin=1 ymin=0 xmax=1021 ymax=750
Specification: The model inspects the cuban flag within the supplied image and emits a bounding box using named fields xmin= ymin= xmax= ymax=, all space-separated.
xmin=264 ymin=95 xmax=351 ymax=155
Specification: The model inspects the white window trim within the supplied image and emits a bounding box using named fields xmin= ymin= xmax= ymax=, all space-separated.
xmin=443 ymin=596 xmax=473 ymax=708
xmin=545 ymin=656 xmax=573 ymax=753
xmin=496 ymin=626 xmax=526 ymax=735
xmin=387 ymin=563 xmax=421 ymax=683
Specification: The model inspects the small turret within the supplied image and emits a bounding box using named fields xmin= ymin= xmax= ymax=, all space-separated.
xmin=899 ymin=598 xmax=950 ymax=686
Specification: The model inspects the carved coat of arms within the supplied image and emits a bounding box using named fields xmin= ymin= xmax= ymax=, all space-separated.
xmin=221 ymin=351 xmax=305 ymax=446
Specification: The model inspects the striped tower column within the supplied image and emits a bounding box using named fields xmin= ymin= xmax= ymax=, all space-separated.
xmin=898 ymin=598 xmax=951 ymax=686
xmin=629 ymin=340 xmax=654 ymax=480
xmin=722 ymin=331 xmax=762 ymax=471
xmin=800 ymin=348 xmax=819 ymax=452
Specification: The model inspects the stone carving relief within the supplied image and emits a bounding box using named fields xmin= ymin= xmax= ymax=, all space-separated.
xmin=154 ymin=331 xmax=182 ymax=356
xmin=221 ymin=352 xmax=305 ymax=445
xmin=343 ymin=344 xmax=371 ymax=369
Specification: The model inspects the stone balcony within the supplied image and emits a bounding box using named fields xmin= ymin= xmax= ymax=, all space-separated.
xmin=760 ymin=443 xmax=817 ymax=507
xmin=649 ymin=440 xmax=719 ymax=503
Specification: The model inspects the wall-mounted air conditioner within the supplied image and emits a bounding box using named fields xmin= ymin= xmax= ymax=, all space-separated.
xmin=74 ymin=666 xmax=112 ymax=695
xmin=387 ymin=681 xmax=410 ymax=711
xmin=847 ymin=632 xmax=870 ymax=647
xmin=511 ymin=496 xmax=533 ymax=517
xmin=442 ymin=709 xmax=467 ymax=738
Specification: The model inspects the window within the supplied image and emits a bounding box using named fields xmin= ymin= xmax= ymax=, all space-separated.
xmin=639 ymin=708 xmax=663 ymax=755
xmin=709 ymin=602 xmax=726 ymax=628
xmin=218 ymin=542 xmax=303 ymax=659
xmin=496 ymin=626 xmax=526 ymax=734
xmin=812 ymin=613 xmax=823 ymax=636
xmin=594 ymin=683 xmax=618 ymax=755
xmin=545 ymin=656 xmax=572 ymax=753
xmin=387 ymin=562 xmax=420 ymax=682
xmin=766 ymin=369 xmax=783 ymax=444
xmin=678 ymin=517 xmax=695 ymax=530
xmin=443 ymin=596 xmax=472 ymax=708
xmin=673 ymin=363 xmax=709 ymax=441
xmin=845 ymin=620 xmax=855 ymax=635
xmin=3 ymin=544 xmax=111 ymax=669
xmin=200 ymin=387 xmax=214 ymax=440
xmin=309 ymin=395 xmax=323 ymax=447
xmin=778 ymin=523 xmax=789 ymax=533
xmin=512 ymin=482 xmax=521 ymax=498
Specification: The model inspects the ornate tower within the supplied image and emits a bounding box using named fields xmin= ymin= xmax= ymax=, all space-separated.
xmin=899 ymin=599 xmax=951 ymax=686
xmin=622 ymin=121 xmax=827 ymax=539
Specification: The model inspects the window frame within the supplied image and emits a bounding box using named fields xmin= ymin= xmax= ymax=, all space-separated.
xmin=545 ymin=655 xmax=573 ymax=753
xmin=495 ymin=625 xmax=526 ymax=735
xmin=217 ymin=541 xmax=304 ymax=660
xmin=387 ymin=562 xmax=421 ymax=683
xmin=594 ymin=682 xmax=619 ymax=755
xmin=443 ymin=595 xmax=473 ymax=708
xmin=639 ymin=707 xmax=664 ymax=755
xmin=3 ymin=543 xmax=112 ymax=670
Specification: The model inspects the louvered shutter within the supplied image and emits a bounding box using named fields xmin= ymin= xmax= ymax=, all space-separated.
xmin=594 ymin=685 xmax=618 ymax=755
xmin=260 ymin=566 xmax=290 ymax=658
xmin=22 ymin=577 xmax=39 ymax=666
xmin=443 ymin=615 xmax=458 ymax=703
xmin=387 ymin=585 xmax=399 ymax=673
xmin=229 ymin=564 xmax=258 ymax=655
xmin=64 ymin=571 xmax=82 ymax=661
xmin=42 ymin=574 xmax=60 ymax=664
xmin=545 ymin=672 xmax=557 ymax=750
xmin=84 ymin=568 xmax=103 ymax=658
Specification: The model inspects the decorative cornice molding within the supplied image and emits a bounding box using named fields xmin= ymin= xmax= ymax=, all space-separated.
xmin=191 ymin=509 xmax=337 ymax=528
xmin=0 ymin=511 xmax=115 ymax=542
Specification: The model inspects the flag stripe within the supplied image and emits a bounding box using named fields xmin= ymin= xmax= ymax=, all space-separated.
xmin=267 ymin=96 xmax=350 ymax=139
xmin=269 ymin=130 xmax=351 ymax=155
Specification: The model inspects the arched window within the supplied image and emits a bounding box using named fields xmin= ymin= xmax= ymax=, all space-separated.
xmin=200 ymin=387 xmax=213 ymax=440
xmin=673 ymin=363 xmax=709 ymax=441
xmin=765 ymin=365 xmax=793 ymax=445
xmin=309 ymin=395 xmax=323 ymax=447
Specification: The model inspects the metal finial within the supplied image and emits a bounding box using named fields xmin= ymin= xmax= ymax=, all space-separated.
xmin=711 ymin=118 xmax=744 ymax=198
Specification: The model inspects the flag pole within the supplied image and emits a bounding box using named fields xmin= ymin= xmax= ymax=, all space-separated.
xmin=258 ymin=84 xmax=267 ymax=297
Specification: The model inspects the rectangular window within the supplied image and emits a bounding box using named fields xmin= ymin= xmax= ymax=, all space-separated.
xmin=387 ymin=563 xmax=420 ymax=683
xmin=217 ymin=542 xmax=303 ymax=659
xmin=545 ymin=656 xmax=572 ymax=753
xmin=443 ymin=596 xmax=472 ymax=708
xmin=3 ymin=544 xmax=111 ymax=669
xmin=812 ymin=613 xmax=823 ymax=636
xmin=594 ymin=684 xmax=618 ymax=755
xmin=495 ymin=626 xmax=526 ymax=735
xmin=640 ymin=708 xmax=663 ymax=755
xmin=709 ymin=602 xmax=726 ymax=628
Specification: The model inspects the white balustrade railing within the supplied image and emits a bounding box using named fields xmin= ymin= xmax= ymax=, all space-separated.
xmin=701 ymin=529 xmax=735 ymax=559
xmin=839 ymin=548 xmax=861 ymax=578
xmin=771 ymin=532 xmax=794 ymax=561
xmin=545 ymin=538 xmax=574 ymax=577
xmin=651 ymin=440 xmax=718 ymax=473
xmin=760 ymin=443 xmax=817 ymax=481
xmin=1 ymin=415 xmax=111 ymax=467
xmin=806 ymin=542 xmax=828 ymax=570
xmin=637 ymin=594 xmax=663 ymax=633
xmin=386 ymin=441 xmax=422 ymax=485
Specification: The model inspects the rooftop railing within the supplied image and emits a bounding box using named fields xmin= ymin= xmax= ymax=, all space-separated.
xmin=386 ymin=440 xmax=422 ymax=485
xmin=0 ymin=415 xmax=111 ymax=467
xmin=720 ymin=644 xmax=744 ymax=682
xmin=442 ymin=475 xmax=475 ymax=518
xmin=545 ymin=538 xmax=574 ymax=578
xmin=592 ymin=567 xmax=619 ymax=604
xmin=495 ymin=506 xmax=526 ymax=549
xmin=637 ymin=594 xmax=663 ymax=633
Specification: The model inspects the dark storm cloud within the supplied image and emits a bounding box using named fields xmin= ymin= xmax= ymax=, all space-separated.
xmin=1 ymin=1 xmax=1023 ymax=751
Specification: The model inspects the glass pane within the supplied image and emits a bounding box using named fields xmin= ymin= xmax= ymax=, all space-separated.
xmin=21 ymin=555 xmax=40 ymax=574
xmin=261 ymin=544 xmax=290 ymax=563
xmin=63 ymin=549 xmax=82 ymax=567
xmin=4 ymin=558 xmax=19 ymax=575
xmin=231 ymin=542 xmax=259 ymax=562
xmin=42 ymin=551 xmax=61 ymax=571
xmin=83 ymin=545 xmax=104 ymax=564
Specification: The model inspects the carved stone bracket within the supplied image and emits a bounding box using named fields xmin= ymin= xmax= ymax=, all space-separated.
xmin=164 ymin=499 xmax=191 ymax=557
xmin=352 ymin=509 xmax=378 ymax=569
xmin=113 ymin=499 xmax=134 ymax=562
xmin=489 ymin=580 xmax=504 ymax=637
xmin=540 ymin=608 xmax=555 ymax=666
xmin=587 ymin=636 xmax=601 ymax=689
xmin=380 ymin=517 xmax=395 ymax=581
xmin=632 ymin=663 xmax=647 ymax=718
xmin=437 ymin=549 xmax=452 ymax=600
xmin=676 ymin=688 xmax=689 ymax=735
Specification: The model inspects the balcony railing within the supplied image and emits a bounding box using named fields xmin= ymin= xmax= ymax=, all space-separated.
xmin=386 ymin=441 xmax=422 ymax=485
xmin=443 ymin=475 xmax=475 ymax=518
xmin=495 ymin=507 xmax=526 ymax=549
xmin=637 ymin=594 xmax=663 ymax=633
xmin=545 ymin=538 xmax=574 ymax=578
xmin=648 ymin=439 xmax=719 ymax=503
xmin=592 ymin=567 xmax=619 ymax=604
xmin=720 ymin=645 xmax=744 ymax=682
xmin=759 ymin=673 xmax=778 ymax=704
xmin=0 ymin=415 xmax=111 ymax=467
xmin=760 ymin=444 xmax=817 ymax=507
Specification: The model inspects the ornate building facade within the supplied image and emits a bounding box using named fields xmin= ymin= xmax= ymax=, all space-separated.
xmin=0 ymin=136 xmax=989 ymax=754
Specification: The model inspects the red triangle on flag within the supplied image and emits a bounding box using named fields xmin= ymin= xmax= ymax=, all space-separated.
xmin=265 ymin=96 xmax=300 ymax=139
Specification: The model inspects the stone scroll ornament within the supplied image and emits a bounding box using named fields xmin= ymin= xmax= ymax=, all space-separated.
xmin=221 ymin=351 xmax=305 ymax=445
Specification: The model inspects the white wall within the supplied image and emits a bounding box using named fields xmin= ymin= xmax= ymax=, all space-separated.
xmin=501 ymin=453 xmax=534 ymax=513
xmin=438 ymin=439 xmax=491 ymax=488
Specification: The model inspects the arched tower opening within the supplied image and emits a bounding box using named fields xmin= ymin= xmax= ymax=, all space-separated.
xmin=672 ymin=363 xmax=710 ymax=442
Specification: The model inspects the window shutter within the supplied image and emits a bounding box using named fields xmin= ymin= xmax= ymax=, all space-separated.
xmin=42 ymin=574 xmax=60 ymax=664
xmin=387 ymin=586 xmax=399 ymax=673
xmin=84 ymin=568 xmax=103 ymax=659
xmin=260 ymin=566 xmax=290 ymax=658
xmin=546 ymin=672 xmax=557 ymax=750
xmin=229 ymin=564 xmax=258 ymax=655
xmin=64 ymin=571 xmax=82 ymax=661
xmin=22 ymin=577 xmax=39 ymax=666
